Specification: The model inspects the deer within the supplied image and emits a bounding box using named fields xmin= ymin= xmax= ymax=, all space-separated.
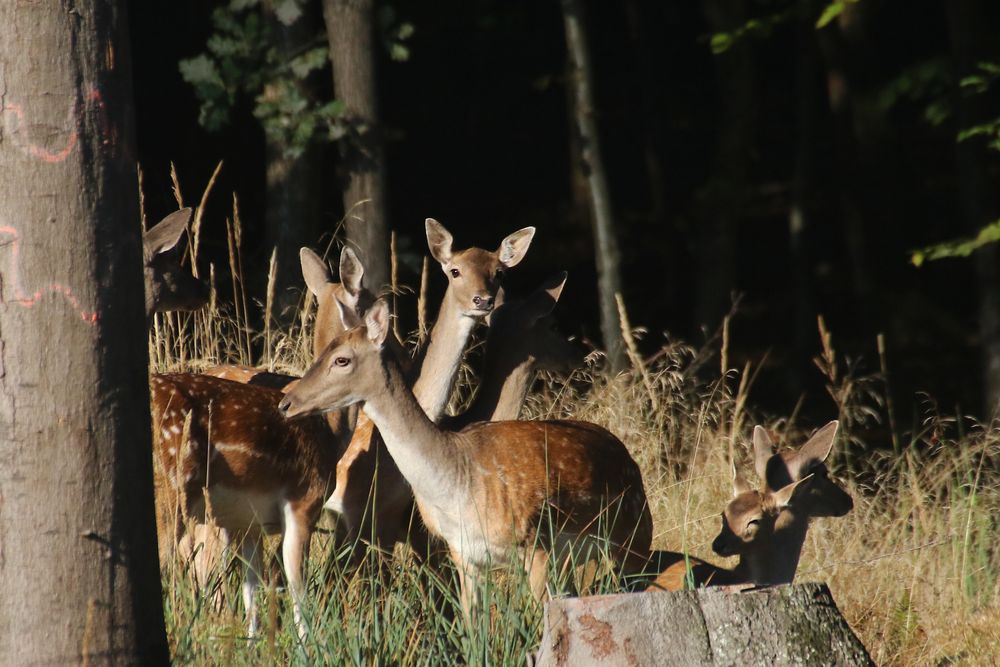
xmin=143 ymin=207 xmax=210 ymax=324
xmin=151 ymin=373 xmax=341 ymax=639
xmin=279 ymin=297 xmax=653 ymax=616
xmin=645 ymin=421 xmax=852 ymax=591
xmin=326 ymin=219 xmax=536 ymax=559
xmin=441 ymin=271 xmax=580 ymax=429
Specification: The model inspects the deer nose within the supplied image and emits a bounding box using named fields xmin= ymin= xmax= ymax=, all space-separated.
xmin=472 ymin=294 xmax=494 ymax=311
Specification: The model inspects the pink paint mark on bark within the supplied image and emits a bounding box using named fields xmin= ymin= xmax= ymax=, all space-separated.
xmin=0 ymin=88 xmax=105 ymax=164
xmin=0 ymin=226 xmax=97 ymax=324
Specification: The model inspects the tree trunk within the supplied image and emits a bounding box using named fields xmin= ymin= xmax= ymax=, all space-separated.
xmin=946 ymin=0 xmax=1000 ymax=415
xmin=563 ymin=0 xmax=627 ymax=372
xmin=535 ymin=584 xmax=873 ymax=666
xmin=695 ymin=0 xmax=758 ymax=331
xmin=0 ymin=3 xmax=168 ymax=664
xmin=321 ymin=0 xmax=390 ymax=292
xmin=264 ymin=6 xmax=324 ymax=321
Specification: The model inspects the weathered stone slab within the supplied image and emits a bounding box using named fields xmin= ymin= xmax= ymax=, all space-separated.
xmin=533 ymin=583 xmax=873 ymax=667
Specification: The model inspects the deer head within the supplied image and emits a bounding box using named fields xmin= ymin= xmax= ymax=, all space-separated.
xmin=711 ymin=465 xmax=812 ymax=559
xmin=425 ymin=218 xmax=535 ymax=318
xmin=280 ymin=298 xmax=392 ymax=418
xmin=753 ymin=421 xmax=853 ymax=518
xmin=142 ymin=208 xmax=210 ymax=321
xmin=300 ymin=246 xmax=373 ymax=357
xmin=485 ymin=271 xmax=581 ymax=373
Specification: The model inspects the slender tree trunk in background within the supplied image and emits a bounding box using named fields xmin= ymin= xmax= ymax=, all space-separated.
xmin=264 ymin=5 xmax=323 ymax=320
xmin=563 ymin=0 xmax=627 ymax=371
xmin=0 ymin=3 xmax=168 ymax=664
xmin=816 ymin=5 xmax=876 ymax=318
xmin=787 ymin=0 xmax=821 ymax=394
xmin=322 ymin=0 xmax=390 ymax=292
xmin=695 ymin=0 xmax=758 ymax=331
xmin=947 ymin=0 xmax=1000 ymax=416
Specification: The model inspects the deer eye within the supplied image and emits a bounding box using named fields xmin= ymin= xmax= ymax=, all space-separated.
xmin=495 ymin=268 xmax=505 ymax=281
xmin=450 ymin=268 xmax=461 ymax=278
xmin=333 ymin=357 xmax=351 ymax=367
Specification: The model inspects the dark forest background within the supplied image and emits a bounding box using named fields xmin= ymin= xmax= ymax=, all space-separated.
xmin=129 ymin=0 xmax=1000 ymax=433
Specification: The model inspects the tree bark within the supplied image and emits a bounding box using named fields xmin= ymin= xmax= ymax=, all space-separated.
xmin=946 ymin=0 xmax=1000 ymax=415
xmin=0 ymin=3 xmax=168 ymax=664
xmin=321 ymin=0 xmax=390 ymax=292
xmin=563 ymin=0 xmax=627 ymax=372
xmin=535 ymin=584 xmax=873 ymax=666
xmin=263 ymin=6 xmax=324 ymax=321
xmin=695 ymin=0 xmax=759 ymax=331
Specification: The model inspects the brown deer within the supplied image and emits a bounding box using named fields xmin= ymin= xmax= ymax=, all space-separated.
xmin=441 ymin=271 xmax=579 ymax=428
xmin=143 ymin=207 xmax=209 ymax=323
xmin=645 ymin=421 xmax=851 ymax=591
xmin=151 ymin=373 xmax=340 ymax=638
xmin=279 ymin=298 xmax=653 ymax=615
xmin=327 ymin=219 xmax=536 ymax=557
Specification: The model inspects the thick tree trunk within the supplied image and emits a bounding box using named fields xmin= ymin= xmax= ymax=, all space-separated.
xmin=947 ymin=0 xmax=1000 ymax=415
xmin=695 ymin=0 xmax=758 ymax=331
xmin=535 ymin=584 xmax=873 ymax=666
xmin=0 ymin=3 xmax=168 ymax=664
xmin=264 ymin=7 xmax=323 ymax=321
xmin=563 ymin=0 xmax=627 ymax=372
xmin=321 ymin=0 xmax=390 ymax=292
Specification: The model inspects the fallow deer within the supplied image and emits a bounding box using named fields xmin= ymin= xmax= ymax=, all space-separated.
xmin=279 ymin=298 xmax=653 ymax=615
xmin=327 ymin=219 xmax=536 ymax=557
xmin=645 ymin=421 xmax=852 ymax=591
xmin=151 ymin=374 xmax=341 ymax=638
xmin=441 ymin=271 xmax=579 ymax=428
xmin=143 ymin=208 xmax=209 ymax=323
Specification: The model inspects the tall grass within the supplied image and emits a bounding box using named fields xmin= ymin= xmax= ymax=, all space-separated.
xmin=150 ymin=189 xmax=1000 ymax=666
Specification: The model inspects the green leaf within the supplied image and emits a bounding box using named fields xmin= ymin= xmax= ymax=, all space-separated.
xmin=178 ymin=54 xmax=224 ymax=89
xmin=274 ymin=0 xmax=303 ymax=27
xmin=816 ymin=2 xmax=846 ymax=29
xmin=911 ymin=219 xmax=1000 ymax=265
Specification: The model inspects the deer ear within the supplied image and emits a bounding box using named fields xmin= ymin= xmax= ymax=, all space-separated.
xmin=300 ymin=248 xmax=333 ymax=298
xmin=339 ymin=246 xmax=365 ymax=302
xmin=497 ymin=227 xmax=536 ymax=268
xmin=334 ymin=295 xmax=363 ymax=330
xmin=771 ymin=474 xmax=813 ymax=510
xmin=753 ymin=425 xmax=775 ymax=482
xmin=144 ymin=208 xmax=192 ymax=257
xmin=732 ymin=462 xmax=753 ymax=497
xmin=520 ymin=271 xmax=568 ymax=321
xmin=425 ymin=218 xmax=454 ymax=265
xmin=789 ymin=421 xmax=839 ymax=478
xmin=365 ymin=299 xmax=390 ymax=348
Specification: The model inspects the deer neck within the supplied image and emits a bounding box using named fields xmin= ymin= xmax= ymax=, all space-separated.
xmin=743 ymin=510 xmax=810 ymax=586
xmin=411 ymin=291 xmax=477 ymax=421
xmin=361 ymin=355 xmax=465 ymax=508
xmin=462 ymin=348 xmax=535 ymax=424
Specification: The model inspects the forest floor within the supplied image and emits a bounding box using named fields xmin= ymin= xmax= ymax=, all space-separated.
xmin=151 ymin=293 xmax=1000 ymax=666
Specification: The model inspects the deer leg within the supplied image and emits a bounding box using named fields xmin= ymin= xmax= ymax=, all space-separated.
xmin=238 ymin=530 xmax=263 ymax=639
xmin=282 ymin=502 xmax=312 ymax=640
xmin=525 ymin=547 xmax=549 ymax=602
xmin=450 ymin=549 xmax=482 ymax=625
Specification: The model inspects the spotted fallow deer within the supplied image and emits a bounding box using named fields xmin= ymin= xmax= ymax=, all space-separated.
xmin=151 ymin=373 xmax=341 ymax=638
xmin=326 ymin=219 xmax=536 ymax=557
xmin=279 ymin=299 xmax=653 ymax=614
xmin=143 ymin=208 xmax=210 ymax=324
xmin=645 ymin=421 xmax=852 ymax=591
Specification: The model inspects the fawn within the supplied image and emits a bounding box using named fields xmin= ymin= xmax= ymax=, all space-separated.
xmin=645 ymin=421 xmax=851 ymax=591
xmin=279 ymin=298 xmax=653 ymax=615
